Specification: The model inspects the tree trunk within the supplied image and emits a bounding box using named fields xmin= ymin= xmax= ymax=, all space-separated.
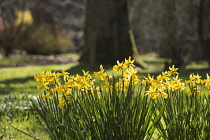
xmin=159 ymin=0 xmax=185 ymax=68
xmin=197 ymin=0 xmax=205 ymax=59
xmin=80 ymin=0 xmax=138 ymax=66
xmin=198 ymin=0 xmax=210 ymax=65
xmin=159 ymin=0 xmax=177 ymax=58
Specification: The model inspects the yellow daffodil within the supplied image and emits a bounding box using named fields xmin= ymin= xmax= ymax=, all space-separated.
xmin=123 ymin=56 xmax=135 ymax=68
xmin=185 ymin=80 xmax=191 ymax=84
xmin=58 ymin=98 xmax=66 ymax=109
xmin=100 ymin=72 xmax=112 ymax=83
xmin=34 ymin=74 xmax=43 ymax=82
xmin=131 ymin=75 xmax=139 ymax=85
xmin=157 ymin=75 xmax=167 ymax=81
xmin=57 ymin=68 xmax=69 ymax=76
xmin=35 ymin=58 xmax=210 ymax=107
xmin=144 ymin=74 xmax=156 ymax=86
xmin=161 ymin=92 xmax=168 ymax=98
xmin=101 ymin=84 xmax=109 ymax=91
xmin=186 ymin=89 xmax=191 ymax=93
xmin=203 ymin=74 xmax=210 ymax=88
xmin=58 ymin=103 xmax=65 ymax=109
xmin=94 ymin=65 xmax=104 ymax=76
xmin=208 ymin=90 xmax=210 ymax=95
xmin=141 ymin=80 xmax=147 ymax=87
xmin=150 ymin=94 xmax=158 ymax=99
xmin=194 ymin=74 xmax=201 ymax=84
xmin=168 ymin=65 xmax=179 ymax=76
xmin=37 ymin=82 xmax=49 ymax=89
xmin=42 ymin=92 xmax=51 ymax=98
xmin=113 ymin=60 xmax=124 ymax=71
xmin=145 ymin=86 xmax=157 ymax=96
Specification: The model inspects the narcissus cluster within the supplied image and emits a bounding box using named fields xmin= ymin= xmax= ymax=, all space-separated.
xmin=34 ymin=57 xmax=210 ymax=108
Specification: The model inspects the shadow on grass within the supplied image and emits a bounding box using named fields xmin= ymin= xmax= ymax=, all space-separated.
xmin=0 ymin=76 xmax=36 ymax=95
xmin=0 ymin=76 xmax=34 ymax=85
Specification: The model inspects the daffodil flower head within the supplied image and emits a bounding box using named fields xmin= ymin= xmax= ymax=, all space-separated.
xmin=145 ymin=86 xmax=159 ymax=99
xmin=94 ymin=65 xmax=105 ymax=76
xmin=100 ymin=72 xmax=112 ymax=84
xmin=37 ymin=82 xmax=49 ymax=90
xmin=162 ymin=93 xmax=168 ymax=98
xmin=145 ymin=86 xmax=157 ymax=96
xmin=188 ymin=73 xmax=202 ymax=85
xmin=58 ymin=98 xmax=66 ymax=109
xmin=82 ymin=70 xmax=90 ymax=77
xmin=123 ymin=56 xmax=135 ymax=68
xmin=204 ymin=74 xmax=210 ymax=88
xmin=34 ymin=74 xmax=43 ymax=82
xmin=168 ymin=65 xmax=179 ymax=76
xmin=208 ymin=90 xmax=210 ymax=95
xmin=144 ymin=74 xmax=156 ymax=86
xmin=113 ymin=60 xmax=124 ymax=71
xmin=194 ymin=73 xmax=201 ymax=84
xmin=42 ymin=92 xmax=52 ymax=98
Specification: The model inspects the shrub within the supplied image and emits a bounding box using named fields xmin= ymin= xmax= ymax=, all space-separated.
xmin=17 ymin=24 xmax=75 ymax=55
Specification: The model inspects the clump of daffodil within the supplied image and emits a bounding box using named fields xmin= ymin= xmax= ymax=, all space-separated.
xmin=185 ymin=73 xmax=210 ymax=95
xmin=35 ymin=68 xmax=95 ymax=108
xmin=144 ymin=65 xmax=185 ymax=99
xmin=94 ymin=56 xmax=139 ymax=92
xmin=35 ymin=58 xmax=210 ymax=107
xmin=112 ymin=56 xmax=135 ymax=72
xmin=94 ymin=65 xmax=113 ymax=93
xmin=184 ymin=73 xmax=203 ymax=95
xmin=35 ymin=57 xmax=140 ymax=108
xmin=113 ymin=56 xmax=139 ymax=91
xmin=185 ymin=73 xmax=202 ymax=86
xmin=143 ymin=65 xmax=210 ymax=99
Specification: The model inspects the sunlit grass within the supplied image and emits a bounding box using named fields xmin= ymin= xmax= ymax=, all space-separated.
xmin=1 ymin=115 xmax=50 ymax=140
xmin=0 ymin=63 xmax=76 ymax=81
xmin=186 ymin=61 xmax=209 ymax=69
xmin=0 ymin=92 xmax=49 ymax=139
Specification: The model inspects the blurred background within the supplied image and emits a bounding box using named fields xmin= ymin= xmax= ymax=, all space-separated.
xmin=0 ymin=0 xmax=210 ymax=68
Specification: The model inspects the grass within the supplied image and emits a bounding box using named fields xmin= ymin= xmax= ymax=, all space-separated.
xmin=0 ymin=93 xmax=48 ymax=139
xmin=0 ymin=52 xmax=209 ymax=139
